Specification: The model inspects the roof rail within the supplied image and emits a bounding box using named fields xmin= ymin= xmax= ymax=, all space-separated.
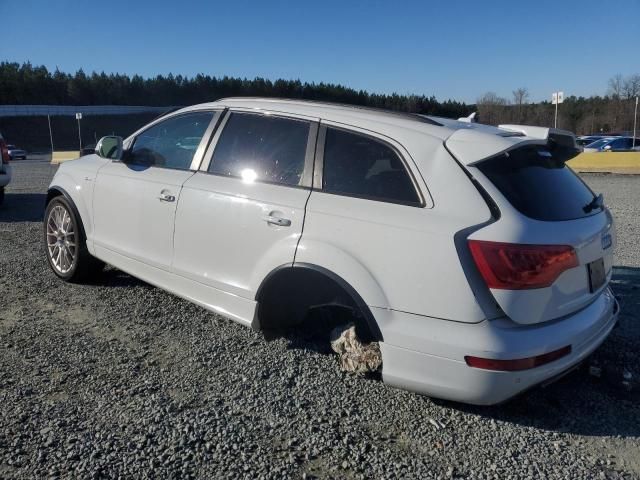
xmin=216 ymin=97 xmax=443 ymax=126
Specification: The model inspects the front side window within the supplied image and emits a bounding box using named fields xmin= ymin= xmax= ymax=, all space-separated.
xmin=209 ymin=113 xmax=310 ymax=186
xmin=322 ymin=128 xmax=421 ymax=205
xmin=127 ymin=112 xmax=214 ymax=170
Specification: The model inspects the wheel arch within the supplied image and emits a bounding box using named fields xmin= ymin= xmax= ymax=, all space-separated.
xmin=254 ymin=262 xmax=383 ymax=341
xmin=46 ymin=186 xmax=88 ymax=240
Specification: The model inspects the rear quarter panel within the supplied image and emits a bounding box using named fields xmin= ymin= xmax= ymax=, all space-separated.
xmin=297 ymin=132 xmax=497 ymax=323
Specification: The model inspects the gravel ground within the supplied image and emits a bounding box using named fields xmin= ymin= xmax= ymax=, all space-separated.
xmin=0 ymin=161 xmax=638 ymax=479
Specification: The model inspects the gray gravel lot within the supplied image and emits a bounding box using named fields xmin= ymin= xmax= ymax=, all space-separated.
xmin=1 ymin=160 xmax=639 ymax=479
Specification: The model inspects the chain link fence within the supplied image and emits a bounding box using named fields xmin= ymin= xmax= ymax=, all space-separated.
xmin=0 ymin=113 xmax=163 ymax=153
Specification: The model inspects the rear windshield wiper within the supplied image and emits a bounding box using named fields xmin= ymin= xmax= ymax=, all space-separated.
xmin=583 ymin=193 xmax=604 ymax=213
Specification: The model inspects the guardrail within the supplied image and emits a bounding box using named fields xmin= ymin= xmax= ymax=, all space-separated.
xmin=568 ymin=152 xmax=640 ymax=174
xmin=51 ymin=151 xmax=80 ymax=164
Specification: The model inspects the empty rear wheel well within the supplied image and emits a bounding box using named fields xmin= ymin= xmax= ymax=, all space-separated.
xmin=255 ymin=264 xmax=382 ymax=342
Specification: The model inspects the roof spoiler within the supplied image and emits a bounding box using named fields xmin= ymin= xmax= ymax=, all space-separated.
xmin=446 ymin=124 xmax=581 ymax=166
xmin=498 ymin=124 xmax=577 ymax=148
xmin=498 ymin=124 xmax=581 ymax=162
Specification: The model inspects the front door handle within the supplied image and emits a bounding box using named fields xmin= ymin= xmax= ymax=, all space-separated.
xmin=158 ymin=192 xmax=176 ymax=202
xmin=263 ymin=215 xmax=291 ymax=227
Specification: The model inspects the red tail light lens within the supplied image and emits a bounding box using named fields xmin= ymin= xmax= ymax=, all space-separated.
xmin=465 ymin=345 xmax=571 ymax=371
xmin=468 ymin=240 xmax=578 ymax=290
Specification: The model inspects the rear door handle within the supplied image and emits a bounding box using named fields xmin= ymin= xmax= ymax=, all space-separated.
xmin=158 ymin=192 xmax=176 ymax=202
xmin=263 ymin=215 xmax=291 ymax=227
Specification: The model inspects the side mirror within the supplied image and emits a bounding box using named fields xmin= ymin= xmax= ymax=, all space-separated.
xmin=95 ymin=136 xmax=123 ymax=160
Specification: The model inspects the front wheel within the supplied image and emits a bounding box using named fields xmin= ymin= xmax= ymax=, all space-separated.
xmin=44 ymin=196 xmax=103 ymax=282
xmin=0 ymin=187 xmax=4 ymax=205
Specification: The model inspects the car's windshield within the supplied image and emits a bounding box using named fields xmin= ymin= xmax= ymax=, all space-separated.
xmin=585 ymin=138 xmax=613 ymax=149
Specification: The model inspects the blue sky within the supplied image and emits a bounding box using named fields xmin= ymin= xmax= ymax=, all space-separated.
xmin=1 ymin=0 xmax=639 ymax=103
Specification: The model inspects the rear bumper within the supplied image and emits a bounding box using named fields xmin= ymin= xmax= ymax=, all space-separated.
xmin=375 ymin=287 xmax=619 ymax=405
xmin=0 ymin=166 xmax=11 ymax=187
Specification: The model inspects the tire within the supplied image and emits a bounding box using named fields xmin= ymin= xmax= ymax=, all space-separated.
xmin=44 ymin=196 xmax=104 ymax=282
xmin=0 ymin=187 xmax=4 ymax=205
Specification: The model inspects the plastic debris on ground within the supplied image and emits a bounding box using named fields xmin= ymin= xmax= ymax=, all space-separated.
xmin=330 ymin=323 xmax=382 ymax=373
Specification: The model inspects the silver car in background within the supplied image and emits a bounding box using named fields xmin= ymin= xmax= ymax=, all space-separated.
xmin=7 ymin=145 xmax=27 ymax=160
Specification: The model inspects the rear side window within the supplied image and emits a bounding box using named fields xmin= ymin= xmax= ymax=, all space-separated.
xmin=209 ymin=113 xmax=310 ymax=186
xmin=128 ymin=112 xmax=213 ymax=170
xmin=322 ymin=128 xmax=421 ymax=205
xmin=477 ymin=146 xmax=599 ymax=221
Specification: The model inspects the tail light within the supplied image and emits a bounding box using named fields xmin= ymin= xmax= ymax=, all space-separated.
xmin=0 ymin=138 xmax=11 ymax=164
xmin=0 ymin=140 xmax=9 ymax=164
xmin=468 ymin=240 xmax=578 ymax=290
xmin=465 ymin=345 xmax=571 ymax=371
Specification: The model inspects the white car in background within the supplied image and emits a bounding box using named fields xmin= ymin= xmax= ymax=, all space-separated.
xmin=0 ymin=135 xmax=13 ymax=205
xmin=44 ymin=98 xmax=619 ymax=405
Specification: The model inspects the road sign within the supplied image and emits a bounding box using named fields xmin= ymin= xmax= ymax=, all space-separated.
xmin=75 ymin=112 xmax=83 ymax=120
xmin=552 ymin=91 xmax=565 ymax=128
xmin=551 ymin=91 xmax=564 ymax=105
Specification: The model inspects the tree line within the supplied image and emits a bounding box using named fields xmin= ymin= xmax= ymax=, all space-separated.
xmin=0 ymin=62 xmax=470 ymax=119
xmin=1 ymin=62 xmax=638 ymax=134
xmin=476 ymin=74 xmax=640 ymax=134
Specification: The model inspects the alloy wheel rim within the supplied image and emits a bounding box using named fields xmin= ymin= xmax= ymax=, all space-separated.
xmin=46 ymin=205 xmax=77 ymax=274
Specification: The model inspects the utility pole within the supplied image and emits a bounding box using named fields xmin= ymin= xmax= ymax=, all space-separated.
xmin=634 ymin=96 xmax=638 ymax=149
xmin=75 ymin=112 xmax=83 ymax=151
xmin=47 ymin=114 xmax=54 ymax=155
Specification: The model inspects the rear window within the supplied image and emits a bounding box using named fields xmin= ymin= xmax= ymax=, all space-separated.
xmin=477 ymin=146 xmax=599 ymax=221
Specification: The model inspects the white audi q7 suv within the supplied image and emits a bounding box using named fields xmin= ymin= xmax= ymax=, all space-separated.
xmin=44 ymin=98 xmax=619 ymax=405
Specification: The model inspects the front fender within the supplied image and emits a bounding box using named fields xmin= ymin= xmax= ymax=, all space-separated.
xmin=48 ymin=156 xmax=109 ymax=251
xmin=294 ymin=238 xmax=389 ymax=309
xmin=48 ymin=172 xmax=94 ymax=251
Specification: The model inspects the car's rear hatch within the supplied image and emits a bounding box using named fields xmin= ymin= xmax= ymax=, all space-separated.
xmin=446 ymin=125 xmax=615 ymax=325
